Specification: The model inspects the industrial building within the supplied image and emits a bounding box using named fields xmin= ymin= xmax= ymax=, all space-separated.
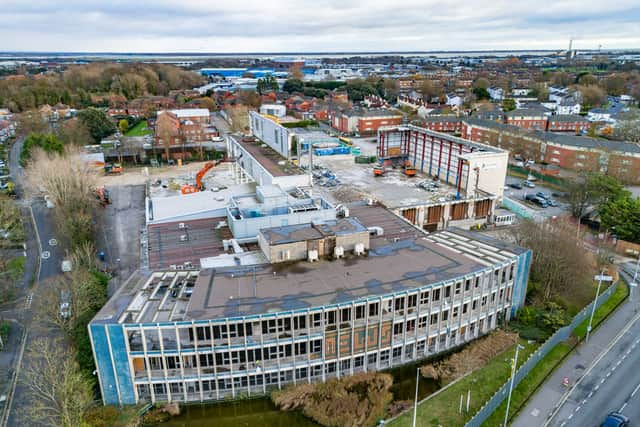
xmin=376 ymin=125 xmax=509 ymax=231
xmin=89 ymin=203 xmax=531 ymax=406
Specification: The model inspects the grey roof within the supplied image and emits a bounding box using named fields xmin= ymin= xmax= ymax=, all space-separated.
xmin=549 ymin=114 xmax=588 ymax=123
xmin=260 ymin=218 xmax=368 ymax=245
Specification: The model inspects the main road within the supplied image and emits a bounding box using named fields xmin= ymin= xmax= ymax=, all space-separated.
xmin=546 ymin=270 xmax=640 ymax=427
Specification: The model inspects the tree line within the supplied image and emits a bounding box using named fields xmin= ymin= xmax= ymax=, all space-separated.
xmin=0 ymin=62 xmax=205 ymax=112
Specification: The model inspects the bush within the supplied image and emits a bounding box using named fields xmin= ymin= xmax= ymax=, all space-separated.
xmin=273 ymin=372 xmax=394 ymax=427
xmin=20 ymin=132 xmax=64 ymax=165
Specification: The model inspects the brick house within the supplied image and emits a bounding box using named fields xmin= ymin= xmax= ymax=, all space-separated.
xmin=329 ymin=109 xmax=403 ymax=136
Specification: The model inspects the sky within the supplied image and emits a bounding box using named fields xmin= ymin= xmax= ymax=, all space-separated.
xmin=2 ymin=0 xmax=640 ymax=53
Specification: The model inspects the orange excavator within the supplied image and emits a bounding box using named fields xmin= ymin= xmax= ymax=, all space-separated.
xmin=181 ymin=161 xmax=221 ymax=194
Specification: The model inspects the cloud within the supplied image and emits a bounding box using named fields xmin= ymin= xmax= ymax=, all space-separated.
xmin=0 ymin=0 xmax=639 ymax=52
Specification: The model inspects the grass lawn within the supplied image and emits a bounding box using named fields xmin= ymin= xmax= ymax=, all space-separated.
xmin=0 ymin=320 xmax=9 ymax=346
xmin=482 ymin=281 xmax=628 ymax=426
xmin=389 ymin=339 xmax=537 ymax=427
xmin=5 ymin=256 xmax=25 ymax=281
xmin=125 ymin=120 xmax=152 ymax=137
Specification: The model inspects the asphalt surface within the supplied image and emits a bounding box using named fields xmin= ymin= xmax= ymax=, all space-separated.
xmin=503 ymin=175 xmax=568 ymax=219
xmin=548 ymin=273 xmax=640 ymax=427
xmin=513 ymin=270 xmax=640 ymax=427
xmin=1 ymin=136 xmax=66 ymax=427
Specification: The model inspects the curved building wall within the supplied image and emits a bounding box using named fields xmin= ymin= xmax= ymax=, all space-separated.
xmin=92 ymin=251 xmax=528 ymax=405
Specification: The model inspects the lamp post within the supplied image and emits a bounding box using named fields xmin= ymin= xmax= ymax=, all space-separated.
xmin=412 ymin=367 xmax=420 ymax=427
xmin=504 ymin=344 xmax=524 ymax=427
xmin=586 ymin=270 xmax=613 ymax=342
xmin=630 ymin=254 xmax=640 ymax=302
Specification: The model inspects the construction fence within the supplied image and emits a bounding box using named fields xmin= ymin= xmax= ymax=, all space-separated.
xmin=464 ymin=281 xmax=620 ymax=427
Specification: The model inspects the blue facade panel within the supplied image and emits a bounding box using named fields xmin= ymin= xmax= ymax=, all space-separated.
xmin=108 ymin=325 xmax=136 ymax=404
xmin=90 ymin=324 xmax=120 ymax=405
xmin=511 ymin=250 xmax=531 ymax=315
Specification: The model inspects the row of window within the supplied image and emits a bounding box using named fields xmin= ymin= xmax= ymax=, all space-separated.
xmin=129 ymin=266 xmax=515 ymax=351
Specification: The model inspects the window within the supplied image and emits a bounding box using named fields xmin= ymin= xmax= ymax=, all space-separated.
xmin=294 ymin=315 xmax=306 ymax=330
xmin=341 ymin=307 xmax=351 ymax=322
xmin=472 ymin=300 xmax=478 ymax=310
xmin=407 ymin=294 xmax=417 ymax=308
xmin=369 ymin=302 xmax=379 ymax=317
xmin=406 ymin=319 xmax=416 ymax=332
xmin=475 ymin=277 xmax=480 ymax=289
xmin=325 ymin=310 xmax=336 ymax=325
xmin=392 ymin=347 xmax=402 ymax=358
xmin=481 ymin=296 xmax=487 ymax=306
xmin=442 ymin=310 xmax=449 ymax=321
xmin=368 ymin=353 xmax=377 ymax=365
xmin=464 ymin=279 xmax=471 ymax=292
xmin=355 ymin=305 xmax=365 ymax=320
xmin=509 ymin=264 xmax=514 ymax=281
xmin=453 ymin=306 xmax=459 ymax=318
xmin=420 ymin=291 xmax=430 ymax=305
xmin=433 ymin=288 xmax=441 ymax=302
xmin=444 ymin=286 xmax=451 ymax=299
xmin=310 ymin=313 xmax=322 ymax=328
xmin=455 ymin=282 xmax=461 ymax=295
xmin=463 ymin=303 xmax=468 ymax=314
xmin=419 ymin=315 xmax=427 ymax=328
xmin=196 ymin=326 xmax=211 ymax=342
xmin=430 ymin=313 xmax=438 ymax=325
xmin=393 ymin=323 xmax=404 ymax=335
xmin=394 ymin=297 xmax=405 ymax=312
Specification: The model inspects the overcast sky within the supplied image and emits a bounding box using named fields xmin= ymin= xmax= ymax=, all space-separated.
xmin=2 ymin=0 xmax=640 ymax=53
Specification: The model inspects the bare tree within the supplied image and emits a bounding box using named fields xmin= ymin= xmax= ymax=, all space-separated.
xmin=25 ymin=147 xmax=98 ymax=247
xmin=33 ymin=267 xmax=106 ymax=335
xmin=228 ymin=105 xmax=249 ymax=133
xmin=22 ymin=337 xmax=94 ymax=427
xmin=510 ymin=219 xmax=596 ymax=305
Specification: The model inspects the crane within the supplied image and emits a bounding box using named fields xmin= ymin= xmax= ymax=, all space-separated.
xmin=181 ymin=160 xmax=221 ymax=194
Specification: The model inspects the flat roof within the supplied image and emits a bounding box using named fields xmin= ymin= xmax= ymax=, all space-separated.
xmin=186 ymin=227 xmax=517 ymax=319
xmin=149 ymin=183 xmax=255 ymax=224
xmin=233 ymin=136 xmax=305 ymax=177
xmin=147 ymin=217 xmax=232 ymax=270
xmin=261 ymin=218 xmax=367 ymax=245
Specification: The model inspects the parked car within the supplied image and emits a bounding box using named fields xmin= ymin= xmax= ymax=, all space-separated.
xmin=535 ymin=192 xmax=549 ymax=200
xmin=533 ymin=197 xmax=549 ymax=208
xmin=523 ymin=181 xmax=535 ymax=188
xmin=509 ymin=182 xmax=523 ymax=189
xmin=547 ymin=199 xmax=559 ymax=207
xmin=600 ymin=412 xmax=629 ymax=427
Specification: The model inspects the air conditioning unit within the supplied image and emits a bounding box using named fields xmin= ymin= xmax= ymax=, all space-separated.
xmin=354 ymin=243 xmax=365 ymax=256
xmin=180 ymin=235 xmax=189 ymax=242
xmin=308 ymin=250 xmax=319 ymax=262
xmin=334 ymin=246 xmax=344 ymax=259
xmin=184 ymin=261 xmax=193 ymax=269
xmin=367 ymin=226 xmax=384 ymax=236
xmin=169 ymin=264 xmax=177 ymax=270
xmin=178 ymin=222 xmax=186 ymax=229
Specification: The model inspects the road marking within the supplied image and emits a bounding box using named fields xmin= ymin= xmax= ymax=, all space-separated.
xmin=24 ymin=293 xmax=33 ymax=309
xmin=601 ymin=378 xmax=606 ymax=384
xmin=48 ymin=238 xmax=57 ymax=246
xmin=560 ymin=422 xmax=566 ymax=427
xmin=568 ymin=414 xmax=573 ymax=420
xmin=620 ymin=402 xmax=628 ymax=412
xmin=595 ymin=385 xmax=600 ymax=391
xmin=588 ymin=391 xmax=593 ymax=398
xmin=544 ymin=309 xmax=640 ymax=427
xmin=41 ymin=250 xmax=50 ymax=259
xmin=607 ymin=372 xmax=611 ymax=377
xmin=582 ymin=399 xmax=587 ymax=405
xmin=615 ymin=360 xmax=621 ymax=368
xmin=575 ymin=405 xmax=581 ymax=412
xmin=632 ymin=383 xmax=640 ymax=397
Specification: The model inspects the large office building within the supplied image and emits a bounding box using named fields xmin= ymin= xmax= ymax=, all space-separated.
xmin=89 ymin=203 xmax=530 ymax=405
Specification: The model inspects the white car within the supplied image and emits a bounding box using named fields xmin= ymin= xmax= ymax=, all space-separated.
xmin=211 ymin=136 xmax=224 ymax=142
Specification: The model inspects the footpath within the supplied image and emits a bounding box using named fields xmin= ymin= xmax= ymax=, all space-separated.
xmin=512 ymin=271 xmax=638 ymax=427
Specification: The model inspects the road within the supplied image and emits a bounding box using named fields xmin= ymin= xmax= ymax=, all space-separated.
xmin=1 ymin=136 xmax=65 ymax=427
xmin=513 ymin=270 xmax=640 ymax=427
xmin=546 ymin=271 xmax=640 ymax=427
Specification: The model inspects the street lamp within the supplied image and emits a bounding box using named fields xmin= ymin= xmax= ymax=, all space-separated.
xmin=504 ymin=344 xmax=524 ymax=427
xmin=586 ymin=269 xmax=614 ymax=342
xmin=412 ymin=367 xmax=420 ymax=427
xmin=630 ymin=254 xmax=640 ymax=302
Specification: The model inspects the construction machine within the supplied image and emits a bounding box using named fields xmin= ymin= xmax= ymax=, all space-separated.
xmin=105 ymin=163 xmax=123 ymax=175
xmin=181 ymin=160 xmax=221 ymax=194
xmin=95 ymin=186 xmax=111 ymax=207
